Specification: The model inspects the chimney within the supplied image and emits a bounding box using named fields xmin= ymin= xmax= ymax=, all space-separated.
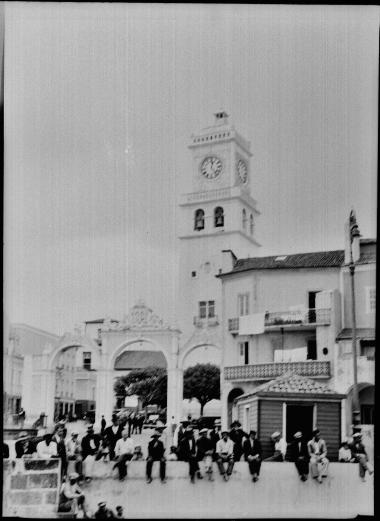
xmin=221 ymin=249 xmax=237 ymax=274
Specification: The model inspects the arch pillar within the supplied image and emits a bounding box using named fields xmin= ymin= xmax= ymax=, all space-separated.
xmin=42 ymin=369 xmax=56 ymax=428
xmin=95 ymin=368 xmax=114 ymax=427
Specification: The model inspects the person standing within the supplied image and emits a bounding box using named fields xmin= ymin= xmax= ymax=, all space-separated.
xmin=196 ymin=428 xmax=214 ymax=480
xmin=105 ymin=418 xmax=123 ymax=461
xmin=101 ymin=415 xmax=107 ymax=436
xmin=243 ymin=430 xmax=262 ymax=482
xmin=287 ymin=431 xmax=309 ymax=481
xmin=349 ymin=432 xmax=374 ymax=481
xmin=146 ymin=429 xmax=166 ymax=483
xmin=179 ymin=427 xmax=200 ymax=483
xmin=264 ymin=432 xmax=287 ymax=462
xmin=209 ymin=420 xmax=222 ymax=461
xmin=53 ymin=425 xmax=68 ymax=479
xmin=81 ymin=425 xmax=101 ymax=482
xmin=66 ymin=431 xmax=83 ymax=478
xmin=307 ymin=429 xmax=329 ymax=483
xmin=216 ymin=431 xmax=235 ymax=481
xmin=113 ymin=429 xmax=135 ymax=481
xmin=229 ymin=421 xmax=248 ymax=462
xmin=18 ymin=408 xmax=26 ymax=428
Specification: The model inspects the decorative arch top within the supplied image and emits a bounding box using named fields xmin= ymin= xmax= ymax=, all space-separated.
xmin=103 ymin=300 xmax=172 ymax=331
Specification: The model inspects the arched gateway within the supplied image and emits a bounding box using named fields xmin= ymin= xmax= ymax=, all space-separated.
xmin=28 ymin=302 xmax=183 ymax=432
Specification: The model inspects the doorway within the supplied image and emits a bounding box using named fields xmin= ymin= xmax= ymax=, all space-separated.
xmin=308 ymin=291 xmax=321 ymax=323
xmin=286 ymin=403 xmax=314 ymax=443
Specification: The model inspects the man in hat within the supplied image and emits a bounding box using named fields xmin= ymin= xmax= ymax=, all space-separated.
xmin=216 ymin=430 xmax=235 ymax=481
xmin=179 ymin=426 xmax=200 ymax=483
xmin=66 ymin=431 xmax=83 ymax=478
xmin=15 ymin=432 xmax=35 ymax=458
xmin=81 ymin=425 xmax=101 ymax=482
xmin=104 ymin=416 xmax=123 ymax=461
xmin=287 ymin=431 xmax=309 ymax=481
xmin=94 ymin=501 xmax=115 ymax=519
xmin=243 ymin=430 xmax=262 ymax=482
xmin=173 ymin=418 xmax=189 ymax=458
xmin=349 ymin=432 xmax=374 ymax=481
xmin=307 ymin=429 xmax=329 ymax=483
xmin=210 ymin=419 xmax=222 ymax=461
xmin=229 ymin=421 xmax=248 ymax=462
xmin=264 ymin=432 xmax=287 ymax=461
xmin=58 ymin=472 xmax=87 ymax=517
xmin=36 ymin=432 xmax=58 ymax=459
xmin=146 ymin=429 xmax=166 ymax=483
xmin=113 ymin=428 xmax=135 ymax=481
xmin=196 ymin=428 xmax=214 ymax=480
xmin=53 ymin=424 xmax=68 ymax=479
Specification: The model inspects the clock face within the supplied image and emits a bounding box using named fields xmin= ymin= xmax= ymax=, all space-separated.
xmin=200 ymin=156 xmax=223 ymax=179
xmin=237 ymin=159 xmax=248 ymax=184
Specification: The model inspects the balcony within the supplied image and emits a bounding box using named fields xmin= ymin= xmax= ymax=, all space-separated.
xmin=193 ymin=315 xmax=219 ymax=327
xmin=228 ymin=308 xmax=331 ymax=334
xmin=224 ymin=360 xmax=331 ymax=381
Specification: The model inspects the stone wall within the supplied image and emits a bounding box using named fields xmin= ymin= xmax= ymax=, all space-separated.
xmin=3 ymin=458 xmax=61 ymax=518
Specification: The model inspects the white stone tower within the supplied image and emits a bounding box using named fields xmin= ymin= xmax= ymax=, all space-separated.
xmin=177 ymin=112 xmax=261 ymax=365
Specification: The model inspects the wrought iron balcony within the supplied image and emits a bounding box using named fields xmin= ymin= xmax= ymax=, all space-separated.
xmin=224 ymin=360 xmax=331 ymax=380
xmin=228 ymin=308 xmax=331 ymax=333
xmin=193 ymin=315 xmax=219 ymax=327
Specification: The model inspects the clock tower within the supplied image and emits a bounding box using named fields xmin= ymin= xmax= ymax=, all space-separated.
xmin=177 ymin=112 xmax=261 ymax=364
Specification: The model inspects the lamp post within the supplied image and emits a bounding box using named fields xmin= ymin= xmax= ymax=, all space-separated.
xmin=348 ymin=210 xmax=361 ymax=427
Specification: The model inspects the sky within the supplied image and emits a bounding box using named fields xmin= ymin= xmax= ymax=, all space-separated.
xmin=4 ymin=3 xmax=378 ymax=336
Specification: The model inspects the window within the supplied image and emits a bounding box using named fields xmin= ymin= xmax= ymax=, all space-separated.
xmin=360 ymin=340 xmax=375 ymax=361
xmin=83 ymin=352 xmax=92 ymax=370
xmin=214 ymin=207 xmax=224 ymax=227
xmin=239 ymin=342 xmax=249 ymax=364
xmin=242 ymin=209 xmax=247 ymax=231
xmin=307 ymin=339 xmax=317 ymax=360
xmin=199 ymin=301 xmax=215 ymax=318
xmin=191 ymin=271 xmax=197 ymax=278
xmin=361 ymin=404 xmax=374 ymax=424
xmin=366 ymin=287 xmax=376 ymax=313
xmin=238 ymin=293 xmax=249 ymax=316
xmin=194 ymin=209 xmax=205 ymax=231
xmin=249 ymin=214 xmax=254 ymax=235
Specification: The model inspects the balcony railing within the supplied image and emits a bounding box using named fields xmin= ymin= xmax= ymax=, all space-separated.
xmin=228 ymin=308 xmax=331 ymax=333
xmin=193 ymin=315 xmax=219 ymax=327
xmin=224 ymin=360 xmax=331 ymax=380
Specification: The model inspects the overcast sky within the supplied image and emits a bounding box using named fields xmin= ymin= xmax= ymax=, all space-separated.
xmin=4 ymin=3 xmax=378 ymax=335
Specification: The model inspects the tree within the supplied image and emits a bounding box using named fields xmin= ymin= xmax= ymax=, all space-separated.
xmin=113 ymin=366 xmax=167 ymax=410
xmin=183 ymin=363 xmax=220 ymax=416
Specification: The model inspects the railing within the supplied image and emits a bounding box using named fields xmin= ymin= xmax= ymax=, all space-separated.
xmin=193 ymin=315 xmax=219 ymax=327
xmin=228 ymin=308 xmax=331 ymax=333
xmin=224 ymin=360 xmax=331 ymax=380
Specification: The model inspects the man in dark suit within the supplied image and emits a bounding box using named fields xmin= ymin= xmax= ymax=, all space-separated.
xmin=243 ymin=430 xmax=262 ymax=482
xmin=146 ymin=430 xmax=166 ymax=483
xmin=104 ymin=418 xmax=122 ymax=461
xmin=53 ymin=425 xmax=68 ymax=479
xmin=287 ymin=431 xmax=310 ymax=481
xmin=179 ymin=427 xmax=200 ymax=483
xmin=81 ymin=425 xmax=101 ymax=482
xmin=229 ymin=421 xmax=248 ymax=462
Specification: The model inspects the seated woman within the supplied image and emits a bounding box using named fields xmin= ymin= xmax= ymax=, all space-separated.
xmin=58 ymin=472 xmax=87 ymax=517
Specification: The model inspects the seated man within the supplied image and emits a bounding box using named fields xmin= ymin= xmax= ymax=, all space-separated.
xmin=196 ymin=428 xmax=214 ymax=481
xmin=287 ymin=431 xmax=309 ymax=481
xmin=113 ymin=429 xmax=135 ymax=481
xmin=216 ymin=431 xmax=235 ymax=481
xmin=307 ymin=429 xmax=329 ymax=483
xmin=264 ymin=432 xmax=287 ymax=462
xmin=146 ymin=430 xmax=166 ymax=483
xmin=243 ymin=430 xmax=262 ymax=482
xmin=94 ymin=501 xmax=115 ymax=519
xmin=349 ymin=432 xmax=374 ymax=481
xmin=58 ymin=472 xmax=87 ymax=517
xmin=36 ymin=433 xmax=58 ymax=459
